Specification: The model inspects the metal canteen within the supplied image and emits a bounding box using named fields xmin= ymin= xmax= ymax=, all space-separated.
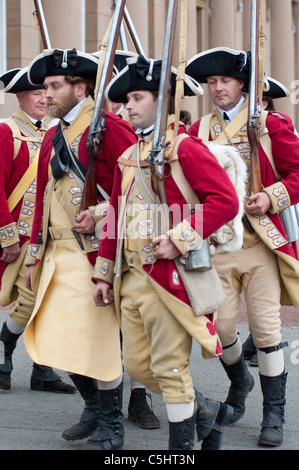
xmin=279 ymin=205 xmax=299 ymax=244
xmin=184 ymin=238 xmax=212 ymax=272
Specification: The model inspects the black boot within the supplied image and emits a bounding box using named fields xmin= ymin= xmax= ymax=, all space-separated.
xmin=258 ymin=372 xmax=287 ymax=447
xmin=0 ymin=322 xmax=22 ymax=390
xmin=201 ymin=403 xmax=233 ymax=450
xmin=168 ymin=414 xmax=196 ymax=450
xmin=62 ymin=374 xmax=100 ymax=441
xmin=30 ymin=363 xmax=76 ymax=394
xmin=86 ymin=381 xmax=124 ymax=450
xmin=220 ymin=355 xmax=255 ymax=423
xmin=128 ymin=388 xmax=160 ymax=429
xmin=195 ymin=389 xmax=233 ymax=450
xmin=242 ymin=333 xmax=257 ymax=360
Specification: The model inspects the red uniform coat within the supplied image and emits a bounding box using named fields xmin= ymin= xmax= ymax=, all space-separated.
xmin=94 ymin=133 xmax=239 ymax=308
xmin=0 ymin=122 xmax=36 ymax=287
xmin=29 ymin=111 xmax=137 ymax=266
xmin=188 ymin=111 xmax=299 ymax=261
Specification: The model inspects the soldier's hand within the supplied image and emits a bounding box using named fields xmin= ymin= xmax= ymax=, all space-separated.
xmin=152 ymin=234 xmax=180 ymax=260
xmin=74 ymin=210 xmax=96 ymax=234
xmin=246 ymin=192 xmax=271 ymax=215
xmin=0 ymin=242 xmax=21 ymax=263
xmin=25 ymin=265 xmax=34 ymax=291
xmin=93 ymin=281 xmax=114 ymax=307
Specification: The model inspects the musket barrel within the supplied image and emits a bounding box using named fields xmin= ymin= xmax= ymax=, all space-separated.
xmin=147 ymin=0 xmax=179 ymax=236
xmin=88 ymin=0 xmax=126 ymax=138
xmin=150 ymin=0 xmax=178 ymax=168
xmin=82 ymin=0 xmax=126 ymax=211
xmin=123 ymin=6 xmax=145 ymax=56
xmin=33 ymin=0 xmax=52 ymax=49
xmin=248 ymin=0 xmax=259 ymax=123
xmin=120 ymin=21 xmax=129 ymax=50
xmin=248 ymin=0 xmax=263 ymax=196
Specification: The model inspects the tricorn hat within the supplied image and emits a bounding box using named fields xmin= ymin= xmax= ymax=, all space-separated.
xmin=242 ymin=75 xmax=290 ymax=99
xmin=262 ymin=76 xmax=290 ymax=99
xmin=27 ymin=48 xmax=99 ymax=85
xmin=0 ymin=67 xmax=45 ymax=93
xmin=92 ymin=49 xmax=138 ymax=76
xmin=113 ymin=50 xmax=139 ymax=74
xmin=186 ymin=47 xmax=249 ymax=84
xmin=105 ymin=54 xmax=203 ymax=103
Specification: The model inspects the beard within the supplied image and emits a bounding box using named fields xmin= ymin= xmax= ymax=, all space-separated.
xmin=47 ymin=89 xmax=79 ymax=119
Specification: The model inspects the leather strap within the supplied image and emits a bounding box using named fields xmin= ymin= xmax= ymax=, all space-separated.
xmin=258 ymin=342 xmax=288 ymax=354
xmin=64 ymin=110 xmax=93 ymax=145
xmin=215 ymin=107 xmax=248 ymax=142
xmin=117 ymin=156 xmax=149 ymax=167
xmin=7 ymin=149 xmax=40 ymax=212
xmin=6 ymin=118 xmax=42 ymax=159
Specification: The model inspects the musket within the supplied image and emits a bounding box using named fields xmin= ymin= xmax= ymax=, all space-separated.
xmin=32 ymin=0 xmax=52 ymax=49
xmin=146 ymin=0 xmax=179 ymax=236
xmin=80 ymin=0 xmax=126 ymax=211
xmin=248 ymin=0 xmax=263 ymax=196
xmin=115 ymin=0 xmax=144 ymax=55
xmin=123 ymin=6 xmax=145 ymax=56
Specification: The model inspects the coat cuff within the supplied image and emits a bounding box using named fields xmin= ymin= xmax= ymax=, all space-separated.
xmin=92 ymin=256 xmax=115 ymax=285
xmin=0 ymin=222 xmax=20 ymax=248
xmin=89 ymin=201 xmax=110 ymax=224
xmin=263 ymin=182 xmax=291 ymax=214
xmin=166 ymin=219 xmax=202 ymax=256
xmin=24 ymin=244 xmax=40 ymax=266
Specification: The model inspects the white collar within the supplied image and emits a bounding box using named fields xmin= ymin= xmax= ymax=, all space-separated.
xmin=63 ymin=97 xmax=86 ymax=125
xmin=23 ymin=111 xmax=43 ymax=126
xmin=135 ymin=124 xmax=155 ymax=136
xmin=217 ymin=95 xmax=245 ymax=122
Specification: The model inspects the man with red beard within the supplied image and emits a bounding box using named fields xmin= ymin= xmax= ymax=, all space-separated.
xmin=0 ymin=66 xmax=75 ymax=394
xmin=24 ymin=48 xmax=137 ymax=449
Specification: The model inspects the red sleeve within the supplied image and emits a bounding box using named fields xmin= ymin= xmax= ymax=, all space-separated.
xmin=188 ymin=120 xmax=200 ymax=137
xmin=78 ymin=111 xmax=137 ymax=198
xmin=0 ymin=123 xmax=30 ymax=229
xmin=264 ymin=112 xmax=299 ymax=204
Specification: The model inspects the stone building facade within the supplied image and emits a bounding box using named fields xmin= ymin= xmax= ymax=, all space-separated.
xmin=1 ymin=0 xmax=299 ymax=128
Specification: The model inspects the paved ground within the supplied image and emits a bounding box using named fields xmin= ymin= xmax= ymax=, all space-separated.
xmin=0 ymin=302 xmax=298 ymax=454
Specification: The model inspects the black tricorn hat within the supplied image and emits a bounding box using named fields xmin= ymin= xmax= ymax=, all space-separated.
xmin=262 ymin=76 xmax=290 ymax=99
xmin=242 ymin=75 xmax=290 ymax=99
xmin=92 ymin=49 xmax=138 ymax=75
xmin=27 ymin=48 xmax=99 ymax=85
xmin=113 ymin=50 xmax=139 ymax=74
xmin=0 ymin=67 xmax=45 ymax=93
xmin=105 ymin=54 xmax=203 ymax=103
xmin=186 ymin=47 xmax=249 ymax=84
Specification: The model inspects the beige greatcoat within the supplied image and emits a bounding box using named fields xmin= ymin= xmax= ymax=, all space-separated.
xmin=24 ymin=99 xmax=122 ymax=381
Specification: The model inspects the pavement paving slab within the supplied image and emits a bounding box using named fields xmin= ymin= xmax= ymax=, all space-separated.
xmin=0 ymin=309 xmax=298 ymax=454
